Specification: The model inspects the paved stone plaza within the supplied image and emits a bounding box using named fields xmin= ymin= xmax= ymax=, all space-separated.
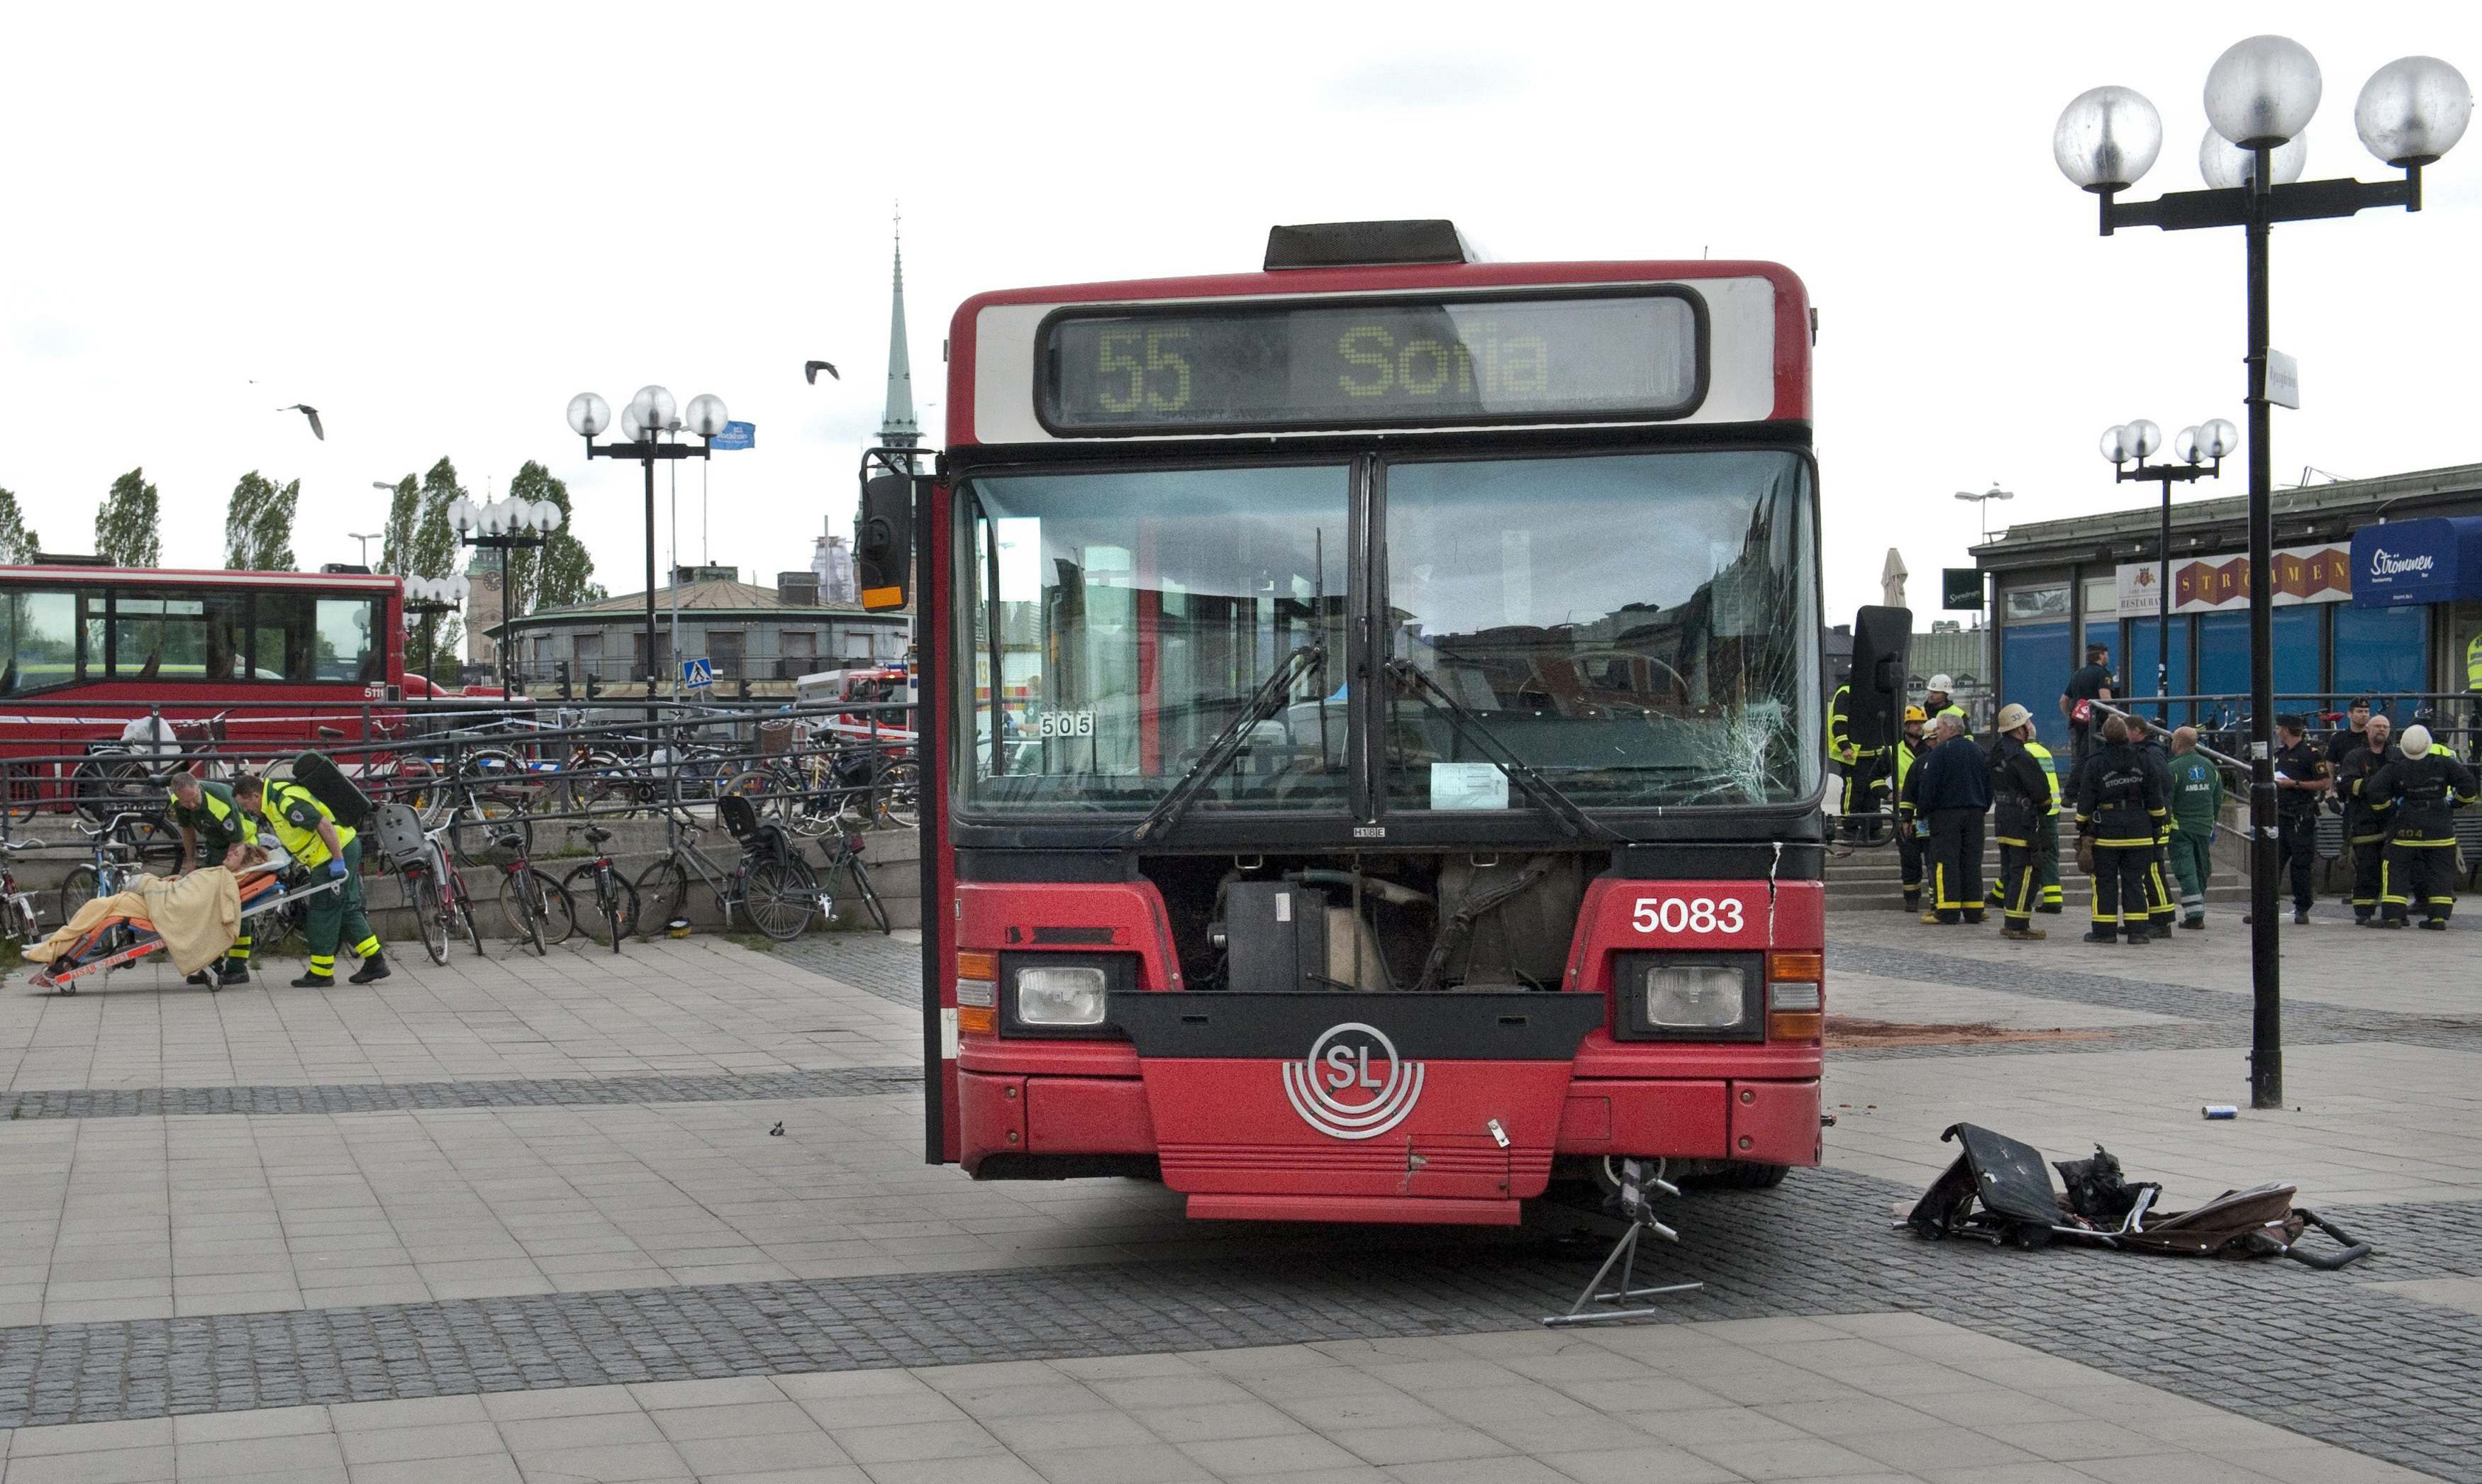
xmin=0 ymin=907 xmax=2473 ymax=1483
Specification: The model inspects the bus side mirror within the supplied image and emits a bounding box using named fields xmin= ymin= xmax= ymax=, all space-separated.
xmin=857 ymin=474 xmax=913 ymax=611
xmin=1848 ymin=605 xmax=1912 ymax=752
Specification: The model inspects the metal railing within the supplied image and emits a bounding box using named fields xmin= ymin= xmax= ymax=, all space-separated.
xmin=0 ymin=693 xmax=920 ymax=852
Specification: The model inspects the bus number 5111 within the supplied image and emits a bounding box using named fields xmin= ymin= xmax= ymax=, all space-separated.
xmin=1631 ymin=896 xmax=1744 ymax=935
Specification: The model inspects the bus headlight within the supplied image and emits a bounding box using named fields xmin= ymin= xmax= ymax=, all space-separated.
xmin=1015 ymin=964 xmax=1108 ymax=1026
xmin=1644 ymin=966 xmax=1747 ymax=1030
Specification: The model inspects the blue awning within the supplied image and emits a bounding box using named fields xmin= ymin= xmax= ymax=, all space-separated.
xmin=2351 ymin=515 xmax=2482 ymax=607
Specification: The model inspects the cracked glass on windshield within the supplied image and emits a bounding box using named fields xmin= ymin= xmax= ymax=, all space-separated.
xmin=962 ymin=466 xmax=1350 ymax=813
xmin=1384 ymin=450 xmax=1819 ymax=810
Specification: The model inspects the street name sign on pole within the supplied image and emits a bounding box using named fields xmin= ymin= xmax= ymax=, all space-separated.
xmin=2266 ymin=350 xmax=2300 ymax=409
xmin=711 ymin=421 xmax=756 ymax=451
xmin=683 ymin=657 xmax=714 ymax=691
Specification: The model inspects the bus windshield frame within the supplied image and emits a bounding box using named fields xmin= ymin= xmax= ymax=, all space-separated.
xmin=952 ymin=441 xmax=1821 ymax=837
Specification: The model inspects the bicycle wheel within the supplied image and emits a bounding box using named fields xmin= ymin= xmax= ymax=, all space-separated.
xmin=529 ymin=869 xmax=575 ymax=947
xmin=633 ymin=857 xmax=689 ymax=937
xmin=562 ymin=863 xmax=637 ymax=949
xmin=411 ymin=872 xmax=450 ymax=966
xmin=721 ymin=768 xmax=795 ymax=826
xmin=57 ymin=865 xmax=99 ymax=927
xmin=450 ymin=868 xmax=486 ymax=956
xmin=450 ymin=803 xmax=533 ymax=868
xmin=744 ymin=856 xmax=818 ymax=942
xmin=1 ymin=762 xmax=43 ymax=822
xmin=121 ymin=816 xmax=184 ymax=872
xmin=847 ymin=857 xmax=891 ymax=935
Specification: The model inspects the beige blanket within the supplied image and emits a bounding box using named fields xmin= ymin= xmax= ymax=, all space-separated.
xmin=26 ymin=869 xmax=243 ymax=976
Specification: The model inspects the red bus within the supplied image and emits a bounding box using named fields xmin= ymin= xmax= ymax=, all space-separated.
xmin=0 ymin=564 xmax=406 ymax=813
xmin=899 ymin=221 xmax=1826 ymax=1226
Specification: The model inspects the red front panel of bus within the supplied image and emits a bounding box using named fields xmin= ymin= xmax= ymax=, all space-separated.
xmin=951 ymin=878 xmax=1824 ymax=1221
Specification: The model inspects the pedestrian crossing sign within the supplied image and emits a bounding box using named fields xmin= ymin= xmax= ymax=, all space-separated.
xmin=683 ymin=657 xmax=714 ymax=690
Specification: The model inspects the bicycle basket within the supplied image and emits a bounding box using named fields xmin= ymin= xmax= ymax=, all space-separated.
xmin=757 ymin=720 xmax=798 ymax=756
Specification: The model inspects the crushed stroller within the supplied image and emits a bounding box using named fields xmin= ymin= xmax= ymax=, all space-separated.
xmin=1901 ymin=1122 xmax=2373 ymax=1270
xmin=27 ymin=867 xmax=346 ymax=995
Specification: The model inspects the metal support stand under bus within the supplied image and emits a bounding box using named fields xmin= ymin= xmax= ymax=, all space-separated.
xmin=1542 ymin=1159 xmax=1702 ymax=1326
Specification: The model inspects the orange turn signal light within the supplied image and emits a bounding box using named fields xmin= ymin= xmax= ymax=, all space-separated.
xmin=957 ymin=1005 xmax=997 ymax=1035
xmin=957 ymin=950 xmax=999 ymax=1036
xmin=957 ymin=950 xmax=998 ymax=982
xmin=1767 ymin=1010 xmax=1823 ymax=1042
xmin=1767 ymin=950 xmax=1823 ymax=982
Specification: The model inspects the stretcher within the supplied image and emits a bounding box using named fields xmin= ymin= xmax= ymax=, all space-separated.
xmin=27 ymin=869 xmax=348 ymax=995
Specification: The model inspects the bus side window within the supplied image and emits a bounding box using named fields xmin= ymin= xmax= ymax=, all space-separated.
xmin=6 ymin=591 xmax=75 ymax=694
xmin=315 ymin=598 xmax=379 ymax=683
xmin=203 ymin=593 xmax=245 ymax=681
xmin=79 ymin=590 xmax=107 ymax=684
xmin=250 ymin=591 xmax=313 ymax=681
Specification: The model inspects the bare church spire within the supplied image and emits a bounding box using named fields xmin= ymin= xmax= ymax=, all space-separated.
xmin=879 ymin=205 xmax=920 ymax=449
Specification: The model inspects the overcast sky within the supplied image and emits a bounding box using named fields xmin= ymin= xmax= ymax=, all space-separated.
xmin=6 ymin=3 xmax=2481 ymax=626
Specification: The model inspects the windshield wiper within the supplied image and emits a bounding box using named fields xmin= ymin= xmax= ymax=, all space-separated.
xmin=1386 ymin=659 xmax=1617 ymax=842
xmin=1128 ymin=645 xmax=1325 ymax=844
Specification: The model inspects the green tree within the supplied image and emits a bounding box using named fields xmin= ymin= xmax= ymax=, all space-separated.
xmin=95 ymin=468 xmax=162 ymax=567
xmin=504 ymin=461 xmax=603 ymax=618
xmin=223 ymin=472 xmax=299 ymax=570
xmin=408 ymin=458 xmax=465 ymax=679
xmin=377 ymin=474 xmax=420 ymax=577
xmin=0 ymin=488 xmax=41 ymax=563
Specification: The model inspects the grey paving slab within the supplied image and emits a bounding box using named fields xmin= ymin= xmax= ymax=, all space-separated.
xmin=0 ymin=1169 xmax=2461 ymax=1479
xmin=0 ymin=1066 xmax=916 ymax=1120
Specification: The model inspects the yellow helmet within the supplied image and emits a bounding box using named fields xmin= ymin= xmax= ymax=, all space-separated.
xmin=1903 ymin=705 xmax=1927 ymax=722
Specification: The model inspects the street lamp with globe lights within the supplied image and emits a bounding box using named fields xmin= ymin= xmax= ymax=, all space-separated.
xmin=1954 ymin=485 xmax=2013 ymax=544
xmin=2056 ymin=38 xmax=2471 ymax=1109
xmin=401 ymin=574 xmax=470 ymax=696
xmin=2103 ymin=418 xmax=2236 ymax=723
xmin=567 ymin=386 xmax=732 ymax=709
xmin=451 ymin=493 xmax=564 ymax=701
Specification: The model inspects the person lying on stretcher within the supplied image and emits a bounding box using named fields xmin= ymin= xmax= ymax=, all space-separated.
xmin=26 ymin=843 xmax=273 ymax=981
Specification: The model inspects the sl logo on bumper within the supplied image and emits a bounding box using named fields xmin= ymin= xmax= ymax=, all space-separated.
xmin=1282 ymin=1022 xmax=1425 ymax=1140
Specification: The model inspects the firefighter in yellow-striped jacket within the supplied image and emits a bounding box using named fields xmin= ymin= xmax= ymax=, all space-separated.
xmin=2366 ymin=725 xmax=2480 ymax=928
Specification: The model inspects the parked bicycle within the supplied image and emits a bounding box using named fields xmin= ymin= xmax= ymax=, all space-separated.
xmin=374 ymin=805 xmax=487 ymax=967
xmin=812 ymin=830 xmax=889 ymax=935
xmin=0 ymin=836 xmax=44 ymax=947
xmin=58 ymin=813 xmax=168 ymax=924
xmin=562 ymin=825 xmax=640 ymax=952
xmin=489 ymin=830 xmax=574 ymax=956
xmin=634 ymin=797 xmax=819 ymax=943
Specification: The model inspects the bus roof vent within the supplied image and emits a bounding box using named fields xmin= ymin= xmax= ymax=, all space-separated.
xmin=31 ymin=551 xmax=109 ymax=567
xmin=1264 ymin=220 xmax=1474 ymax=270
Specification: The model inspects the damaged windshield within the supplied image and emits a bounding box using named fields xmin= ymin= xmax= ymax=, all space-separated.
xmin=957 ymin=449 xmax=1818 ymax=817
xmin=1384 ymin=450 xmax=1818 ymax=809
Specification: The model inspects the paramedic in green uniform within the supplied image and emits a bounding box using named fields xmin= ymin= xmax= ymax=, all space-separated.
xmin=167 ymin=769 xmax=255 ymax=986
xmin=233 ymin=772 xmax=391 ymax=987
xmin=2164 ymin=726 xmax=2223 ymax=930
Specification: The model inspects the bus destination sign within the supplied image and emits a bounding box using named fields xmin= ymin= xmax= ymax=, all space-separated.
xmin=1039 ymin=290 xmax=1705 ymax=435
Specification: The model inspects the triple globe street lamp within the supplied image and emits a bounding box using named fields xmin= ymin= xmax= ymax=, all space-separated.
xmin=451 ymin=493 xmax=565 ymax=701
xmin=565 ymin=386 xmax=733 ymax=706
xmin=2054 ymin=35 xmax=2471 ymax=1109
xmin=2100 ymin=418 xmax=2237 ymax=720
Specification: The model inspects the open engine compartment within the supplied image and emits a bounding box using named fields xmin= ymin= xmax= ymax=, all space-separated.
xmin=1140 ymin=849 xmax=1611 ymax=995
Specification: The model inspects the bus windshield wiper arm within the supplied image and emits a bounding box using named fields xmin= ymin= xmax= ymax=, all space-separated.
xmin=1386 ymin=659 xmax=1615 ymax=842
xmin=1129 ymin=645 xmax=1324 ymax=844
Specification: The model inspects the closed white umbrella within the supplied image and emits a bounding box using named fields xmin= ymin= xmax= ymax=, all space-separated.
xmin=1881 ymin=548 xmax=1909 ymax=609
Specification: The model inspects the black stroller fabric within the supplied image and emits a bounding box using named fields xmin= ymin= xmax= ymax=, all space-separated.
xmin=1903 ymin=1123 xmax=2369 ymax=1268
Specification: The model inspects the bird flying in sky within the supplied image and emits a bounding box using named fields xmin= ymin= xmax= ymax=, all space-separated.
xmin=803 ymin=360 xmax=839 ymax=384
xmin=279 ymin=404 xmax=325 ymax=440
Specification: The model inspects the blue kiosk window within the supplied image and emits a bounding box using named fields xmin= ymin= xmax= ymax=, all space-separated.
xmin=2334 ymin=604 xmax=2429 ymax=717
xmin=2001 ymin=620 xmax=2072 ymax=749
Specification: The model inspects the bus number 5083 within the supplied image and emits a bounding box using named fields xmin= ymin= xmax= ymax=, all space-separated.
xmin=1631 ymin=896 xmax=1744 ymax=935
